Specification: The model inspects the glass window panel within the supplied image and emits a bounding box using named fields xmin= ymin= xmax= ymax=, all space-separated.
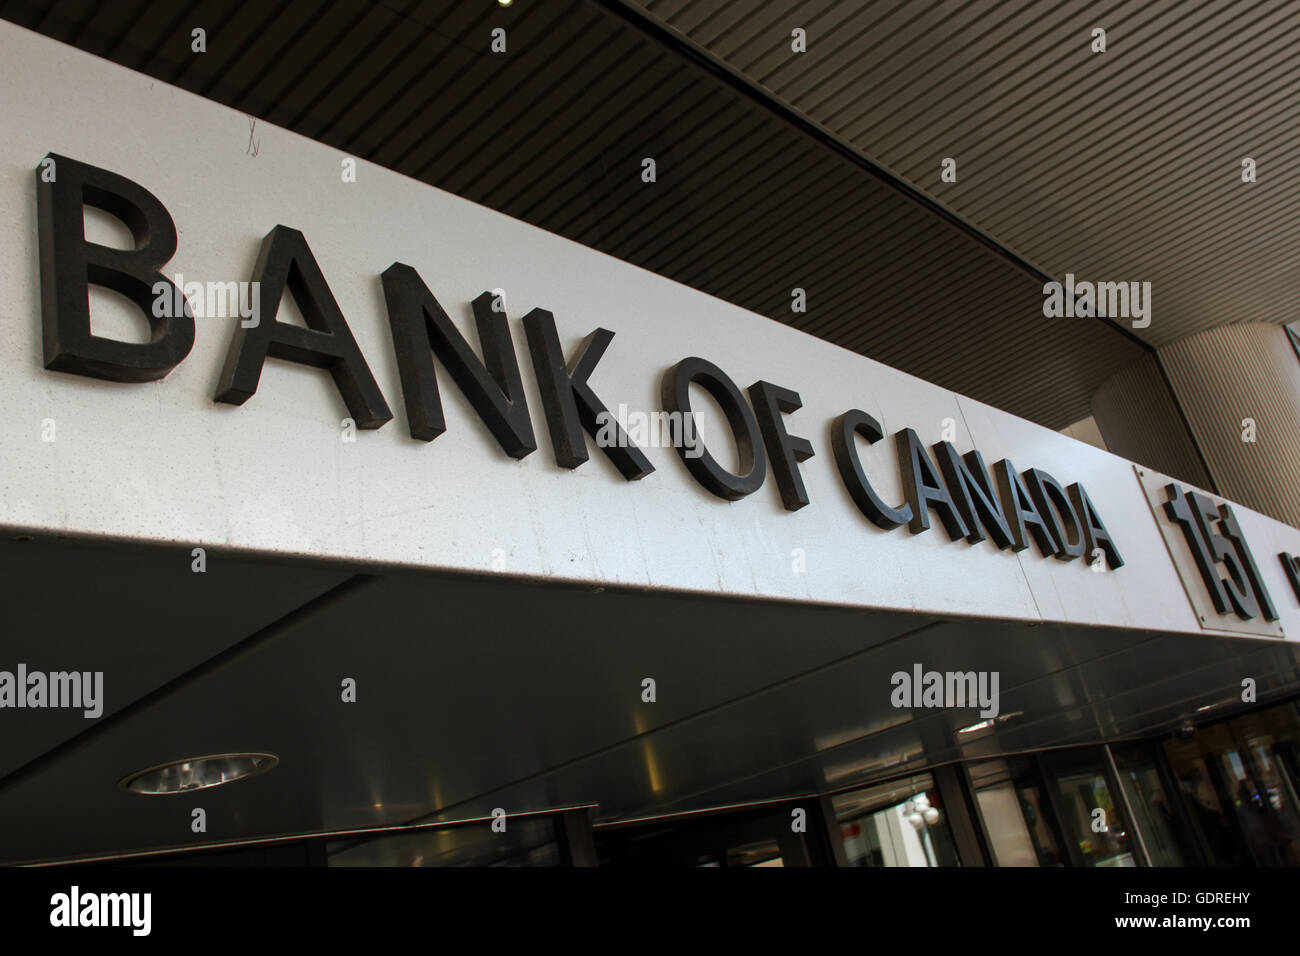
xmin=969 ymin=757 xmax=1064 ymax=866
xmin=1037 ymin=749 xmax=1136 ymax=867
xmin=1111 ymin=743 xmax=1192 ymax=866
xmin=1227 ymin=706 xmax=1300 ymax=865
xmin=831 ymin=773 xmax=960 ymax=867
xmin=1163 ymin=734 xmax=1249 ymax=867
xmin=1163 ymin=702 xmax=1300 ymax=866
xmin=1053 ymin=769 xmax=1135 ymax=866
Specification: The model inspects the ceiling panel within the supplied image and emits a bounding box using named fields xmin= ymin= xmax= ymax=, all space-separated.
xmin=634 ymin=0 xmax=1300 ymax=348
xmin=0 ymin=536 xmax=351 ymax=780
xmin=3 ymin=535 xmax=1299 ymax=863
xmin=0 ymin=0 xmax=1155 ymax=430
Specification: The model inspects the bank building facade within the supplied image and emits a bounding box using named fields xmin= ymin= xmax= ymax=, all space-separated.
xmin=2 ymin=1 xmax=1300 ymax=870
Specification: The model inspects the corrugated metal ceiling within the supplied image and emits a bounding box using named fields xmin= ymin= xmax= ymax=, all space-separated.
xmin=1 ymin=0 xmax=1160 ymax=428
xmin=631 ymin=0 xmax=1300 ymax=349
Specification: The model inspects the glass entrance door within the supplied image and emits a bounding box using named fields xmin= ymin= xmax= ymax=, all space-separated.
xmin=829 ymin=773 xmax=961 ymax=867
xmin=1038 ymin=749 xmax=1137 ymax=867
xmin=1163 ymin=702 xmax=1300 ymax=866
xmin=968 ymin=756 xmax=1067 ymax=866
xmin=1110 ymin=741 xmax=1196 ymax=866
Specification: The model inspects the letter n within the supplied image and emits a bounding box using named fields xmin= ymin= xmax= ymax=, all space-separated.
xmin=994 ymin=459 xmax=1061 ymax=557
xmin=215 ymin=226 xmax=392 ymax=428
xmin=380 ymin=264 xmax=535 ymax=458
xmin=933 ymin=442 xmax=1014 ymax=548
xmin=37 ymin=153 xmax=194 ymax=381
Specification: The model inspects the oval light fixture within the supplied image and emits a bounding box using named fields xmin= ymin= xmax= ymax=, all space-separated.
xmin=119 ymin=753 xmax=278 ymax=795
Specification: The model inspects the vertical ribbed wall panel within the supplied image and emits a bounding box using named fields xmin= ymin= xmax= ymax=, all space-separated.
xmin=1091 ymin=353 xmax=1213 ymax=491
xmin=1159 ymin=323 xmax=1300 ymax=528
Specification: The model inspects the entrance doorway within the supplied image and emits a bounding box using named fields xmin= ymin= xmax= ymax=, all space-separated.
xmin=1163 ymin=702 xmax=1300 ymax=866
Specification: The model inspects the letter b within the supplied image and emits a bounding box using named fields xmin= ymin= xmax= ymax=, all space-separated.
xmin=36 ymin=153 xmax=194 ymax=382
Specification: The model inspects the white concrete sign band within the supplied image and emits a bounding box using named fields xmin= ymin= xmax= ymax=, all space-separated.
xmin=2 ymin=21 xmax=1298 ymax=640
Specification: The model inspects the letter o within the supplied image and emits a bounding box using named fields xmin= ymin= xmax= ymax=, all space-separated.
xmin=661 ymin=357 xmax=766 ymax=500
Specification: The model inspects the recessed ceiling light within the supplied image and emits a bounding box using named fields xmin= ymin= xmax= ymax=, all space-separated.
xmin=119 ymin=753 xmax=278 ymax=795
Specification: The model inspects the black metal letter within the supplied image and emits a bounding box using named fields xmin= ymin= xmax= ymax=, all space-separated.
xmin=1023 ymin=468 xmax=1085 ymax=561
xmin=831 ymin=410 xmax=912 ymax=530
xmin=380 ymin=264 xmax=535 ymax=458
xmin=1187 ymin=491 xmax=1257 ymax=620
xmin=1165 ymin=483 xmax=1230 ymax=614
xmin=995 ymin=459 xmax=1061 ymax=557
xmin=747 ymin=381 xmax=814 ymax=511
xmin=896 ymin=428 xmax=969 ymax=540
xmin=215 ymin=226 xmax=392 ymax=428
xmin=1280 ymin=553 xmax=1300 ymax=604
xmin=661 ymin=357 xmax=765 ymax=501
xmin=1068 ymin=482 xmax=1124 ymax=569
xmin=1218 ymin=505 xmax=1276 ymax=620
xmin=36 ymin=152 xmax=194 ymax=382
xmin=522 ymin=311 xmax=652 ymax=480
xmin=933 ymin=443 xmax=1014 ymax=548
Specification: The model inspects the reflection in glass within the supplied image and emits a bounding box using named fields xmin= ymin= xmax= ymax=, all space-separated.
xmin=1163 ymin=732 xmax=1247 ymax=867
xmin=1163 ymin=702 xmax=1300 ymax=866
xmin=969 ymin=757 xmax=1064 ymax=866
xmin=1052 ymin=769 xmax=1134 ymax=866
xmin=1111 ymin=744 xmax=1191 ymax=866
xmin=832 ymin=774 xmax=960 ymax=867
xmin=327 ymin=816 xmax=560 ymax=867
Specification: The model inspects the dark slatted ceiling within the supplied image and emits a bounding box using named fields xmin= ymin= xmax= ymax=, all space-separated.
xmin=0 ymin=0 xmax=1152 ymax=429
xmin=635 ymin=0 xmax=1300 ymax=350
